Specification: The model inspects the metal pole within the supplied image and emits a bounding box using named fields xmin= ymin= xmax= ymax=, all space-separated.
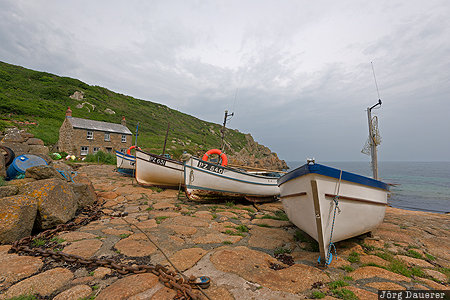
xmin=162 ymin=122 xmax=170 ymax=155
xmin=220 ymin=110 xmax=234 ymax=151
xmin=367 ymin=108 xmax=378 ymax=180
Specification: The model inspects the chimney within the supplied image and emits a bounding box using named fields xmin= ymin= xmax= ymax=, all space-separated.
xmin=121 ymin=116 xmax=126 ymax=126
xmin=66 ymin=107 xmax=72 ymax=118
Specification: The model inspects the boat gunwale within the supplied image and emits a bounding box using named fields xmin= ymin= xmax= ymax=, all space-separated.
xmin=278 ymin=163 xmax=389 ymax=191
xmin=136 ymin=149 xmax=183 ymax=165
xmin=115 ymin=151 xmax=136 ymax=160
xmin=188 ymin=156 xmax=281 ymax=180
xmin=185 ymin=163 xmax=279 ymax=186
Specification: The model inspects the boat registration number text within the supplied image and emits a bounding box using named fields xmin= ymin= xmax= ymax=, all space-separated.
xmin=197 ymin=161 xmax=224 ymax=174
xmin=149 ymin=156 xmax=166 ymax=166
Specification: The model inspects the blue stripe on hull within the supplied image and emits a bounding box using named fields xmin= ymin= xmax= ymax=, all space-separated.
xmin=278 ymin=163 xmax=389 ymax=190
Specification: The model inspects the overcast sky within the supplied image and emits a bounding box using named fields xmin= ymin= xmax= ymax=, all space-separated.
xmin=1 ymin=0 xmax=449 ymax=162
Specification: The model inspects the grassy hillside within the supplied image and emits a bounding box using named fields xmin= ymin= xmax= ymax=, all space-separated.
xmin=0 ymin=61 xmax=248 ymax=158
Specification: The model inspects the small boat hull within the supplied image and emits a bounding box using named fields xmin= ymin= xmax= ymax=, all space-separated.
xmin=115 ymin=151 xmax=135 ymax=175
xmin=278 ymin=163 xmax=389 ymax=265
xmin=135 ymin=149 xmax=184 ymax=188
xmin=184 ymin=156 xmax=280 ymax=202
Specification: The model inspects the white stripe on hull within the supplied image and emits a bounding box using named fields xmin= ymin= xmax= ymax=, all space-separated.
xmin=184 ymin=157 xmax=280 ymax=202
xmin=116 ymin=152 xmax=135 ymax=170
xmin=280 ymin=173 xmax=387 ymax=262
xmin=135 ymin=150 xmax=184 ymax=188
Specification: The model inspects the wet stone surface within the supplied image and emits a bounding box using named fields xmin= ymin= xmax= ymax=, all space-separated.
xmin=0 ymin=164 xmax=448 ymax=299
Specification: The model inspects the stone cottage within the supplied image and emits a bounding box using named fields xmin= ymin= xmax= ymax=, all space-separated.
xmin=57 ymin=107 xmax=132 ymax=156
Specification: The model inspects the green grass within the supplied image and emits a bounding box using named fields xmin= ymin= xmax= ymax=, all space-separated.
xmin=406 ymin=249 xmax=424 ymax=259
xmin=311 ymin=290 xmax=326 ymax=299
xmin=343 ymin=276 xmax=354 ymax=281
xmin=340 ymin=265 xmax=354 ymax=272
xmin=119 ymin=233 xmax=130 ymax=239
xmin=225 ymin=201 xmax=236 ymax=208
xmin=224 ymin=230 xmax=245 ymax=237
xmin=261 ymin=210 xmax=289 ymax=221
xmin=347 ymin=251 xmax=360 ymax=263
xmin=32 ymin=238 xmax=46 ymax=247
xmin=0 ymin=176 xmax=5 ymax=186
xmin=150 ymin=187 xmax=163 ymax=193
xmin=50 ymin=237 xmax=65 ymax=244
xmin=425 ymin=253 xmax=436 ymax=261
xmin=294 ymin=230 xmax=309 ymax=242
xmin=235 ymin=224 xmax=249 ymax=233
xmin=331 ymin=288 xmax=358 ymax=300
xmin=274 ymin=247 xmax=292 ymax=255
xmin=328 ymin=280 xmax=349 ymax=289
xmin=222 ymin=241 xmax=233 ymax=245
xmin=256 ymin=223 xmax=272 ymax=228
xmin=84 ymin=151 xmax=116 ymax=165
xmin=155 ymin=216 xmax=169 ymax=224
xmin=240 ymin=207 xmax=255 ymax=214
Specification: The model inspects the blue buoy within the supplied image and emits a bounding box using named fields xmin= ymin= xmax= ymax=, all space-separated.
xmin=6 ymin=154 xmax=47 ymax=179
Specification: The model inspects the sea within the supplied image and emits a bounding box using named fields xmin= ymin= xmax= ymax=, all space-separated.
xmin=286 ymin=161 xmax=450 ymax=214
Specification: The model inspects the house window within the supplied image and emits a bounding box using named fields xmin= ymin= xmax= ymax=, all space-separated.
xmin=81 ymin=146 xmax=89 ymax=156
xmin=93 ymin=147 xmax=100 ymax=153
xmin=121 ymin=135 xmax=126 ymax=143
xmin=104 ymin=133 xmax=110 ymax=141
xmin=87 ymin=131 xmax=93 ymax=140
xmin=106 ymin=147 xmax=112 ymax=153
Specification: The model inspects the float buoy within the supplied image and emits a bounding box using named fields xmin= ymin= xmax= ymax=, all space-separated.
xmin=126 ymin=145 xmax=141 ymax=155
xmin=202 ymin=149 xmax=228 ymax=166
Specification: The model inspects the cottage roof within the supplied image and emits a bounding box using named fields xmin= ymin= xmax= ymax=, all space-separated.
xmin=68 ymin=117 xmax=132 ymax=135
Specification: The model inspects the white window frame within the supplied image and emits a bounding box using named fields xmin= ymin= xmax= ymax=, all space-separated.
xmin=93 ymin=147 xmax=100 ymax=153
xmin=87 ymin=131 xmax=93 ymax=140
xmin=81 ymin=146 xmax=89 ymax=156
xmin=104 ymin=133 xmax=110 ymax=141
xmin=106 ymin=147 xmax=112 ymax=153
xmin=121 ymin=135 xmax=126 ymax=143
xmin=120 ymin=148 xmax=127 ymax=153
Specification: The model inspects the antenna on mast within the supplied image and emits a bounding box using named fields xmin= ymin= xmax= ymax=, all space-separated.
xmin=362 ymin=62 xmax=383 ymax=180
xmin=220 ymin=110 xmax=234 ymax=151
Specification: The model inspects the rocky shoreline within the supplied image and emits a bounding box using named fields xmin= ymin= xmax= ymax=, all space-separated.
xmin=0 ymin=164 xmax=448 ymax=299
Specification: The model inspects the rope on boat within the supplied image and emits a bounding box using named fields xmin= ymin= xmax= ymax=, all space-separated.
xmin=324 ymin=169 xmax=343 ymax=265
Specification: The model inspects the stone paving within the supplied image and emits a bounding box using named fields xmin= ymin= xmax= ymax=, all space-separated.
xmin=0 ymin=164 xmax=449 ymax=299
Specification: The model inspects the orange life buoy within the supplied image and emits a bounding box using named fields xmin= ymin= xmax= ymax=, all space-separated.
xmin=126 ymin=145 xmax=141 ymax=155
xmin=202 ymin=149 xmax=228 ymax=166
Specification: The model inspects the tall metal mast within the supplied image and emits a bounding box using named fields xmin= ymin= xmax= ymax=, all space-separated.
xmin=367 ymin=100 xmax=381 ymax=179
xmin=220 ymin=110 xmax=234 ymax=151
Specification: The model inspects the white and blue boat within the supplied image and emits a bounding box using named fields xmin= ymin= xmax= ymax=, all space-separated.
xmin=184 ymin=156 xmax=280 ymax=202
xmin=135 ymin=149 xmax=184 ymax=188
xmin=115 ymin=151 xmax=136 ymax=176
xmin=278 ymin=161 xmax=389 ymax=266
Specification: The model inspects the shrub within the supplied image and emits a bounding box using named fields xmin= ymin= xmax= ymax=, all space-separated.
xmin=84 ymin=151 xmax=116 ymax=165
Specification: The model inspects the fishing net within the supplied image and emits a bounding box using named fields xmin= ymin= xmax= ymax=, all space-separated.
xmin=361 ymin=116 xmax=381 ymax=156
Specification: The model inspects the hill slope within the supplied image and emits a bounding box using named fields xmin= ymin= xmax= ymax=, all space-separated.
xmin=0 ymin=61 xmax=287 ymax=170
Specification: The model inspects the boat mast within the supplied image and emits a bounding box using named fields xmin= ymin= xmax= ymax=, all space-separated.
xmin=367 ymin=100 xmax=381 ymax=180
xmin=220 ymin=110 xmax=234 ymax=151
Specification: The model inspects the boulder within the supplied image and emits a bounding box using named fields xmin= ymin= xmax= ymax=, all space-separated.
xmin=0 ymin=152 xmax=5 ymax=178
xmin=0 ymin=142 xmax=30 ymax=157
xmin=26 ymin=138 xmax=45 ymax=146
xmin=0 ymin=194 xmax=38 ymax=243
xmin=28 ymin=144 xmax=49 ymax=156
xmin=71 ymin=175 xmax=97 ymax=208
xmin=1 ymin=128 xmax=25 ymax=143
xmin=21 ymin=178 xmax=78 ymax=230
xmin=25 ymin=165 xmax=65 ymax=180
xmin=0 ymin=185 xmax=19 ymax=198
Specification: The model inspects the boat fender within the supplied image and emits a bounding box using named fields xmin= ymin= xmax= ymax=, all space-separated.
xmin=202 ymin=149 xmax=228 ymax=166
xmin=126 ymin=145 xmax=141 ymax=155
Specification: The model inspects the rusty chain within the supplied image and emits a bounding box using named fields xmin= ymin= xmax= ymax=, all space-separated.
xmin=9 ymin=203 xmax=205 ymax=300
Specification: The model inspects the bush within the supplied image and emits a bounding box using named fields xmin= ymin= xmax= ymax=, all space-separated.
xmin=84 ymin=151 xmax=116 ymax=165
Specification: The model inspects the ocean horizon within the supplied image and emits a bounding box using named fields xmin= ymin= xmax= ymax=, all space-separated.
xmin=285 ymin=161 xmax=450 ymax=214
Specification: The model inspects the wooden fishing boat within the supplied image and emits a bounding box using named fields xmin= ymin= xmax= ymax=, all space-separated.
xmin=278 ymin=161 xmax=389 ymax=266
xmin=115 ymin=151 xmax=136 ymax=175
xmin=184 ymin=156 xmax=280 ymax=202
xmin=135 ymin=149 xmax=184 ymax=188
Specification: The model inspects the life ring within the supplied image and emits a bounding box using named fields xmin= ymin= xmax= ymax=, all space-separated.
xmin=126 ymin=145 xmax=141 ymax=155
xmin=202 ymin=149 xmax=228 ymax=166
